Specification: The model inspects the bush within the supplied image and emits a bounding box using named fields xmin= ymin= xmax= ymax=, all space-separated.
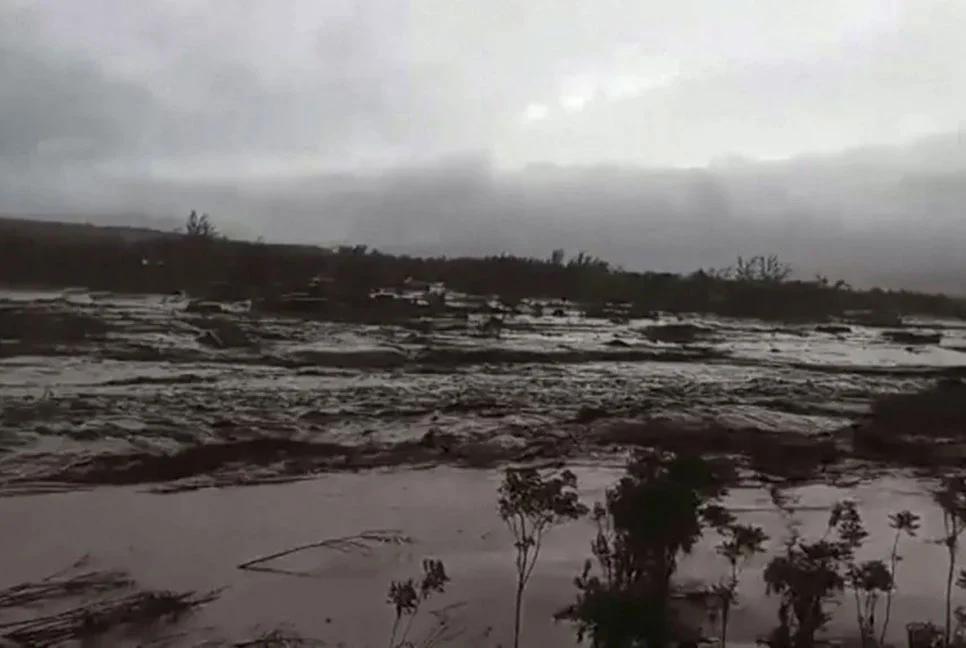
xmin=556 ymin=451 xmax=737 ymax=648
xmin=498 ymin=467 xmax=588 ymax=648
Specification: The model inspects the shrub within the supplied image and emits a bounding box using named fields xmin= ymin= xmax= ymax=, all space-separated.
xmin=556 ymin=451 xmax=733 ymax=648
xmin=498 ymin=467 xmax=588 ymax=648
xmin=761 ymin=492 xmax=854 ymax=648
xmin=933 ymin=476 xmax=966 ymax=646
xmin=712 ymin=521 xmax=769 ymax=646
xmin=387 ymin=558 xmax=450 ymax=648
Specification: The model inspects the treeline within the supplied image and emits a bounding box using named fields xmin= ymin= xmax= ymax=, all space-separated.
xmin=0 ymin=213 xmax=963 ymax=321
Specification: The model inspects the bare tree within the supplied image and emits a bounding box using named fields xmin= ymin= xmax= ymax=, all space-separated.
xmin=734 ymin=255 xmax=792 ymax=283
xmin=183 ymin=210 xmax=218 ymax=240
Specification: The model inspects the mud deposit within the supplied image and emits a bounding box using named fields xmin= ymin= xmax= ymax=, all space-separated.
xmin=2 ymin=289 xmax=966 ymax=645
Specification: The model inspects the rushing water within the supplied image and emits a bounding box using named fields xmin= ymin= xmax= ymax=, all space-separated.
xmin=3 ymin=290 xmax=966 ymax=645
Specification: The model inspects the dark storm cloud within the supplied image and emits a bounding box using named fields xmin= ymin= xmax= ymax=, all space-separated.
xmin=4 ymin=0 xmax=964 ymax=172
xmin=0 ymin=7 xmax=160 ymax=167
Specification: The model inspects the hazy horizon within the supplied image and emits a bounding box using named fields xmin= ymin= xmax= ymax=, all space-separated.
xmin=2 ymin=0 xmax=965 ymax=293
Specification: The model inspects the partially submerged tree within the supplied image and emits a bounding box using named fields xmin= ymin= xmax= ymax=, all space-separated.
xmin=953 ymin=568 xmax=966 ymax=646
xmin=762 ymin=492 xmax=853 ymax=648
xmin=713 ymin=522 xmax=769 ymax=647
xmin=829 ymin=500 xmax=889 ymax=648
xmin=762 ymin=496 xmax=921 ymax=648
xmin=879 ymin=510 xmax=921 ymax=646
xmin=933 ymin=476 xmax=966 ymax=646
xmin=498 ymin=467 xmax=587 ymax=648
xmin=387 ymin=558 xmax=450 ymax=648
xmin=556 ymin=451 xmax=733 ymax=648
xmin=847 ymin=560 xmax=893 ymax=648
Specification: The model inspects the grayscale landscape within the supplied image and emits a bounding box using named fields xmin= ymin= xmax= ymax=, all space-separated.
xmin=2 ymin=1 xmax=966 ymax=646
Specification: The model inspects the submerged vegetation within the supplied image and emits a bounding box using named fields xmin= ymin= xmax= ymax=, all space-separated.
xmin=0 ymin=556 xmax=217 ymax=647
xmin=219 ymin=457 xmax=965 ymax=648
xmin=9 ymin=454 xmax=963 ymax=647
xmin=555 ymin=452 xmax=735 ymax=648
xmin=524 ymin=457 xmax=963 ymax=648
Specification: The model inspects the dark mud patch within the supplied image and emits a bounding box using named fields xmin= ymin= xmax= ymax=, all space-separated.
xmin=0 ymin=302 xmax=109 ymax=343
xmin=779 ymin=360 xmax=966 ymax=379
xmin=844 ymin=309 xmax=903 ymax=328
xmin=851 ymin=378 xmax=966 ymax=466
xmin=413 ymin=344 xmax=725 ymax=366
xmin=881 ymin=329 xmax=943 ymax=345
xmin=1 ymin=393 xmax=62 ymax=426
xmin=814 ymin=324 xmax=852 ymax=335
xmin=278 ymin=347 xmax=409 ymax=369
xmin=586 ymin=417 xmax=845 ymax=482
xmin=0 ymin=303 xmax=111 ymax=359
xmin=572 ymin=405 xmax=613 ymax=424
xmin=639 ymin=323 xmax=715 ymax=344
xmin=867 ymin=377 xmax=966 ymax=434
xmin=16 ymin=430 xmax=577 ymax=492
xmin=40 ymin=438 xmax=354 ymax=486
xmin=97 ymin=372 xmax=221 ymax=388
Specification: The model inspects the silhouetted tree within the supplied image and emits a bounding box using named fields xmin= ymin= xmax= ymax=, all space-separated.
xmin=183 ymin=210 xmax=217 ymax=240
xmin=557 ymin=451 xmax=733 ymax=648
xmin=498 ymin=467 xmax=587 ymax=648
xmin=734 ymin=255 xmax=792 ymax=283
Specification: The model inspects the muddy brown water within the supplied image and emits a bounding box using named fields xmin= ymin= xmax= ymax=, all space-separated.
xmin=2 ymin=290 xmax=966 ymax=645
xmin=0 ymin=467 xmax=959 ymax=647
xmin=2 ymin=290 xmax=961 ymax=476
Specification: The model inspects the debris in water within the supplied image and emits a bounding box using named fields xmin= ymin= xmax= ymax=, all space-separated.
xmin=238 ymin=529 xmax=413 ymax=577
xmin=0 ymin=556 xmax=219 ymax=647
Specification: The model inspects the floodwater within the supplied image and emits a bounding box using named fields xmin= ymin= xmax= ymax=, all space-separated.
xmin=2 ymin=289 xmax=966 ymax=645
xmin=0 ymin=467 xmax=959 ymax=646
xmin=2 ymin=290 xmax=960 ymax=475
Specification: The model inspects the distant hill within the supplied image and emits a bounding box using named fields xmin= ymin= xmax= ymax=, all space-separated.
xmin=0 ymin=215 xmax=177 ymax=243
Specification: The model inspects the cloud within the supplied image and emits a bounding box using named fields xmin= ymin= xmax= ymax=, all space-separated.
xmin=0 ymin=7 xmax=159 ymax=169
xmin=1 ymin=0 xmax=445 ymax=177
xmin=4 ymin=0 xmax=963 ymax=177
xmin=505 ymin=0 xmax=966 ymax=165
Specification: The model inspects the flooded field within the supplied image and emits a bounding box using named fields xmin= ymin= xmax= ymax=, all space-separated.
xmin=2 ymin=288 xmax=966 ymax=646
xmin=2 ymin=468 xmax=961 ymax=647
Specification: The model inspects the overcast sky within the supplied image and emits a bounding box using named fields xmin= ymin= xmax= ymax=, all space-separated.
xmin=2 ymin=0 xmax=964 ymax=181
